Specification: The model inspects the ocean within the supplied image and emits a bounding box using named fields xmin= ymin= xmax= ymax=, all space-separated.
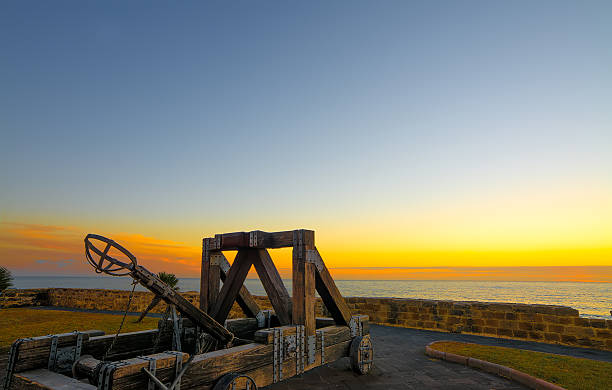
xmin=12 ymin=276 xmax=612 ymax=320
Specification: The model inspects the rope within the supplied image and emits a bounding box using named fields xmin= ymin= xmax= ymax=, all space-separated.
xmin=102 ymin=280 xmax=138 ymax=361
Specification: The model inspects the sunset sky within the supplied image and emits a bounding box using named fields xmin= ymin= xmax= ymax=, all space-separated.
xmin=1 ymin=1 xmax=611 ymax=281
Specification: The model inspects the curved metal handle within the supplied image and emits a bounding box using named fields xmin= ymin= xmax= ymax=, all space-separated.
xmin=84 ymin=234 xmax=137 ymax=276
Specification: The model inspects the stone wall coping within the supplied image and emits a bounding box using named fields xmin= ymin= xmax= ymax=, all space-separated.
xmin=424 ymin=341 xmax=566 ymax=390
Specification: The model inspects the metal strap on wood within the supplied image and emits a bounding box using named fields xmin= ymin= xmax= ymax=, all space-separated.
xmin=139 ymin=356 xmax=157 ymax=390
xmin=97 ymin=361 xmax=128 ymax=390
xmin=295 ymin=325 xmax=304 ymax=375
xmin=48 ymin=331 xmax=84 ymax=372
xmin=272 ymin=328 xmax=280 ymax=383
xmin=316 ymin=330 xmax=325 ymax=364
xmin=307 ymin=335 xmax=316 ymax=365
xmin=2 ymin=338 xmax=29 ymax=390
xmin=48 ymin=335 xmax=59 ymax=370
xmin=256 ymin=310 xmax=272 ymax=328
xmin=350 ymin=316 xmax=363 ymax=337
xmin=170 ymin=306 xmax=182 ymax=351
xmin=166 ymin=351 xmax=183 ymax=390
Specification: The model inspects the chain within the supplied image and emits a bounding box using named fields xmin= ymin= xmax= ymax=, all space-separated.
xmin=102 ymin=280 xmax=138 ymax=361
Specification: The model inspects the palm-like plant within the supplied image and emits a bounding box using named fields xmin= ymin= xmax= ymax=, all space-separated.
xmin=0 ymin=266 xmax=13 ymax=293
xmin=135 ymin=272 xmax=179 ymax=322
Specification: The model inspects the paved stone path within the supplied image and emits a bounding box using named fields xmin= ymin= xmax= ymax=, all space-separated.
xmin=264 ymin=324 xmax=612 ymax=390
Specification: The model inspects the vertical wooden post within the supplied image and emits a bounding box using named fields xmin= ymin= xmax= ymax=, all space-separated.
xmin=292 ymin=229 xmax=316 ymax=369
xmin=208 ymin=252 xmax=222 ymax=314
xmin=200 ymin=238 xmax=210 ymax=312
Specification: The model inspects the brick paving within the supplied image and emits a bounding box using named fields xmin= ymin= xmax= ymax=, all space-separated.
xmin=264 ymin=324 xmax=612 ymax=390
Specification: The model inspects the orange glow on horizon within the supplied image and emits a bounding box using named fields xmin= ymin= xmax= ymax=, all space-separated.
xmin=1 ymin=222 xmax=610 ymax=282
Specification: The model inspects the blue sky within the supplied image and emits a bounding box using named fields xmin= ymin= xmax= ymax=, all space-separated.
xmin=1 ymin=1 xmax=611 ymax=275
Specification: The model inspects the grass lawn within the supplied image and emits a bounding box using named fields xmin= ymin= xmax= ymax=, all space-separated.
xmin=430 ymin=341 xmax=612 ymax=390
xmin=0 ymin=308 xmax=159 ymax=349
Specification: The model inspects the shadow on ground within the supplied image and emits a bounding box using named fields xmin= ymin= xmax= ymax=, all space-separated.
xmin=265 ymin=324 xmax=612 ymax=390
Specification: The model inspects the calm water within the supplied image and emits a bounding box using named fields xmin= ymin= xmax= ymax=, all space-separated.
xmin=12 ymin=276 xmax=612 ymax=320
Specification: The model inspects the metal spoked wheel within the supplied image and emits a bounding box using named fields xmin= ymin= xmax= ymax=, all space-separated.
xmin=212 ymin=373 xmax=257 ymax=390
xmin=84 ymin=234 xmax=137 ymax=276
xmin=350 ymin=334 xmax=374 ymax=374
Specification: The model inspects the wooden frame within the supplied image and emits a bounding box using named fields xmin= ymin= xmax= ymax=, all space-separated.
xmin=4 ymin=229 xmax=372 ymax=390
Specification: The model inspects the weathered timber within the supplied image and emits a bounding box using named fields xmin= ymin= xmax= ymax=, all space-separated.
xmin=217 ymin=253 xmax=260 ymax=318
xmin=12 ymin=369 xmax=96 ymax=390
xmin=240 ymin=338 xmax=352 ymax=389
xmin=223 ymin=318 xmax=259 ymax=339
xmin=254 ymin=325 xmax=351 ymax=347
xmin=203 ymin=230 xmax=299 ymax=251
xmin=252 ymin=249 xmax=292 ymax=324
xmin=131 ymin=265 xmax=233 ymax=344
xmin=10 ymin=331 xmax=103 ymax=373
xmin=315 ymin=317 xmax=336 ymax=328
xmin=210 ymin=250 xmax=254 ymax=324
xmin=179 ymin=343 xmax=273 ymax=389
xmin=292 ymin=230 xmax=316 ymax=337
xmin=72 ymin=355 xmax=99 ymax=382
xmin=83 ymin=329 xmax=172 ymax=360
xmin=200 ymin=238 xmax=211 ymax=312
xmin=308 ymin=248 xmax=352 ymax=326
xmin=74 ymin=352 xmax=189 ymax=390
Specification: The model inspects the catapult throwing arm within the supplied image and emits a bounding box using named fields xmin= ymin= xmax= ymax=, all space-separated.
xmin=84 ymin=233 xmax=234 ymax=345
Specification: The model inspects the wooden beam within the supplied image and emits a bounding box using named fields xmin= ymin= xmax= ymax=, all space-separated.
xmin=199 ymin=238 xmax=210 ymax=312
xmin=308 ymin=248 xmax=352 ymax=326
xmin=202 ymin=229 xmax=312 ymax=250
xmin=252 ymin=249 xmax=292 ymax=324
xmin=131 ymin=266 xmax=234 ymax=344
xmin=207 ymin=252 xmax=222 ymax=314
xmin=210 ymin=249 xmax=254 ymax=324
xmin=292 ymin=230 xmax=316 ymax=341
xmin=217 ymin=253 xmax=261 ymax=318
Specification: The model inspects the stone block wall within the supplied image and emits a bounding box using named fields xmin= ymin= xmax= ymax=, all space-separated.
xmin=1 ymin=288 xmax=610 ymax=351
xmin=0 ymin=289 xmax=49 ymax=308
xmin=343 ymin=297 xmax=612 ymax=350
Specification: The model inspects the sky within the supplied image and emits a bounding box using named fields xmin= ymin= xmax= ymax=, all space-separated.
xmin=1 ymin=1 xmax=611 ymax=281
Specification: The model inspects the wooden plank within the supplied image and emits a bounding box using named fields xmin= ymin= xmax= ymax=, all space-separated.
xmin=13 ymin=369 xmax=96 ymax=390
xmin=209 ymin=249 xmax=254 ymax=324
xmin=253 ymin=325 xmax=299 ymax=344
xmin=252 ymin=249 xmax=292 ymax=325
xmin=217 ymin=253 xmax=261 ymax=318
xmin=241 ymin=337 xmax=352 ymax=389
xmin=11 ymin=331 xmax=103 ymax=373
xmin=224 ymin=318 xmax=259 ymax=339
xmin=83 ymin=329 xmax=171 ymax=360
xmin=308 ymin=248 xmax=352 ymax=326
xmin=179 ymin=343 xmax=273 ymax=389
xmin=110 ymin=352 xmax=189 ymax=390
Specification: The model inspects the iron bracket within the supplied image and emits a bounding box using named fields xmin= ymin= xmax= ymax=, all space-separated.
xmin=139 ymin=356 xmax=157 ymax=390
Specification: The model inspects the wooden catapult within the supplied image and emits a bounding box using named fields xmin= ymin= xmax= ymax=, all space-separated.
xmin=3 ymin=229 xmax=372 ymax=390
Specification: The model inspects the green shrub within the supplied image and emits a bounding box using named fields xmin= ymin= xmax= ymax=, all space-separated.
xmin=0 ymin=266 xmax=13 ymax=292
